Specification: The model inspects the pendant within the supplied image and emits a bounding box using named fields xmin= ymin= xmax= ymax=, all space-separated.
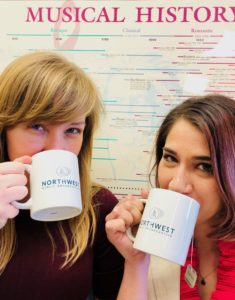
xmin=201 ymin=278 xmax=206 ymax=285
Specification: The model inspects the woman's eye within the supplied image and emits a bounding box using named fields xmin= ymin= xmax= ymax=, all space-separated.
xmin=66 ymin=128 xmax=81 ymax=135
xmin=163 ymin=153 xmax=177 ymax=163
xmin=29 ymin=124 xmax=45 ymax=131
xmin=198 ymin=163 xmax=213 ymax=174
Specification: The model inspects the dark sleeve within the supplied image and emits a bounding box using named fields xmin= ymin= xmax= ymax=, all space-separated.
xmin=92 ymin=188 xmax=124 ymax=300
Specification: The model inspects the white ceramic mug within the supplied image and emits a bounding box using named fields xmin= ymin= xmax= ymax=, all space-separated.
xmin=14 ymin=150 xmax=82 ymax=221
xmin=127 ymin=188 xmax=200 ymax=265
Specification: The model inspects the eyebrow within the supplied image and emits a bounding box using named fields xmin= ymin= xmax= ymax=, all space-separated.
xmin=163 ymin=147 xmax=211 ymax=161
xmin=70 ymin=121 xmax=86 ymax=126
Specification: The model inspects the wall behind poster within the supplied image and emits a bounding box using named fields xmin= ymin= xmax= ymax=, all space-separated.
xmin=0 ymin=1 xmax=234 ymax=198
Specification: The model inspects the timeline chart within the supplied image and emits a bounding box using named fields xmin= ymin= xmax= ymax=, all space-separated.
xmin=0 ymin=1 xmax=234 ymax=198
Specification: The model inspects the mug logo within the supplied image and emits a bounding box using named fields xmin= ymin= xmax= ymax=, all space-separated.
xmin=41 ymin=166 xmax=79 ymax=189
xmin=149 ymin=207 xmax=164 ymax=220
xmin=141 ymin=206 xmax=175 ymax=237
xmin=56 ymin=166 xmax=71 ymax=177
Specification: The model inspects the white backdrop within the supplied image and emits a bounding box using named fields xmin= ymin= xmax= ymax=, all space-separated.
xmin=0 ymin=0 xmax=234 ymax=198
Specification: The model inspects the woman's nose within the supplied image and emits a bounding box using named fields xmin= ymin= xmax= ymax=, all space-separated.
xmin=44 ymin=134 xmax=66 ymax=151
xmin=168 ymin=171 xmax=192 ymax=194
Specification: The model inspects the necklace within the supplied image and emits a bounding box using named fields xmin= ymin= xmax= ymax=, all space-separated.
xmin=199 ymin=266 xmax=218 ymax=285
xmin=185 ymin=238 xmax=218 ymax=288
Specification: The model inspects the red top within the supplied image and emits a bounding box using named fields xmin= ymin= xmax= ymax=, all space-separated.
xmin=181 ymin=240 xmax=235 ymax=299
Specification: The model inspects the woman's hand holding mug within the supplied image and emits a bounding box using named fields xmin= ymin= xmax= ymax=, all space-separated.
xmin=0 ymin=156 xmax=31 ymax=229
xmin=105 ymin=189 xmax=149 ymax=263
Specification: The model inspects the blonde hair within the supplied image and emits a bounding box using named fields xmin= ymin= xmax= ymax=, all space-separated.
xmin=0 ymin=51 xmax=103 ymax=273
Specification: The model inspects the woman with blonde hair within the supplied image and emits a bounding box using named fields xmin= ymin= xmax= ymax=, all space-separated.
xmin=0 ymin=51 xmax=126 ymax=299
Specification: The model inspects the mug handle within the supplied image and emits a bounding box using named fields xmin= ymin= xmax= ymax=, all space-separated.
xmin=126 ymin=198 xmax=147 ymax=242
xmin=13 ymin=164 xmax=32 ymax=210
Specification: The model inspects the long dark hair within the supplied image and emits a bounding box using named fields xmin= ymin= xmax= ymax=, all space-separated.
xmin=152 ymin=94 xmax=235 ymax=239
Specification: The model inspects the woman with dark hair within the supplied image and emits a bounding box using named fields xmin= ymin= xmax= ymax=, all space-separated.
xmin=106 ymin=94 xmax=235 ymax=299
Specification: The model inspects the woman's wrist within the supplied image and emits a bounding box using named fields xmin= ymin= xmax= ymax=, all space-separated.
xmin=124 ymin=253 xmax=150 ymax=276
xmin=117 ymin=255 xmax=150 ymax=300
